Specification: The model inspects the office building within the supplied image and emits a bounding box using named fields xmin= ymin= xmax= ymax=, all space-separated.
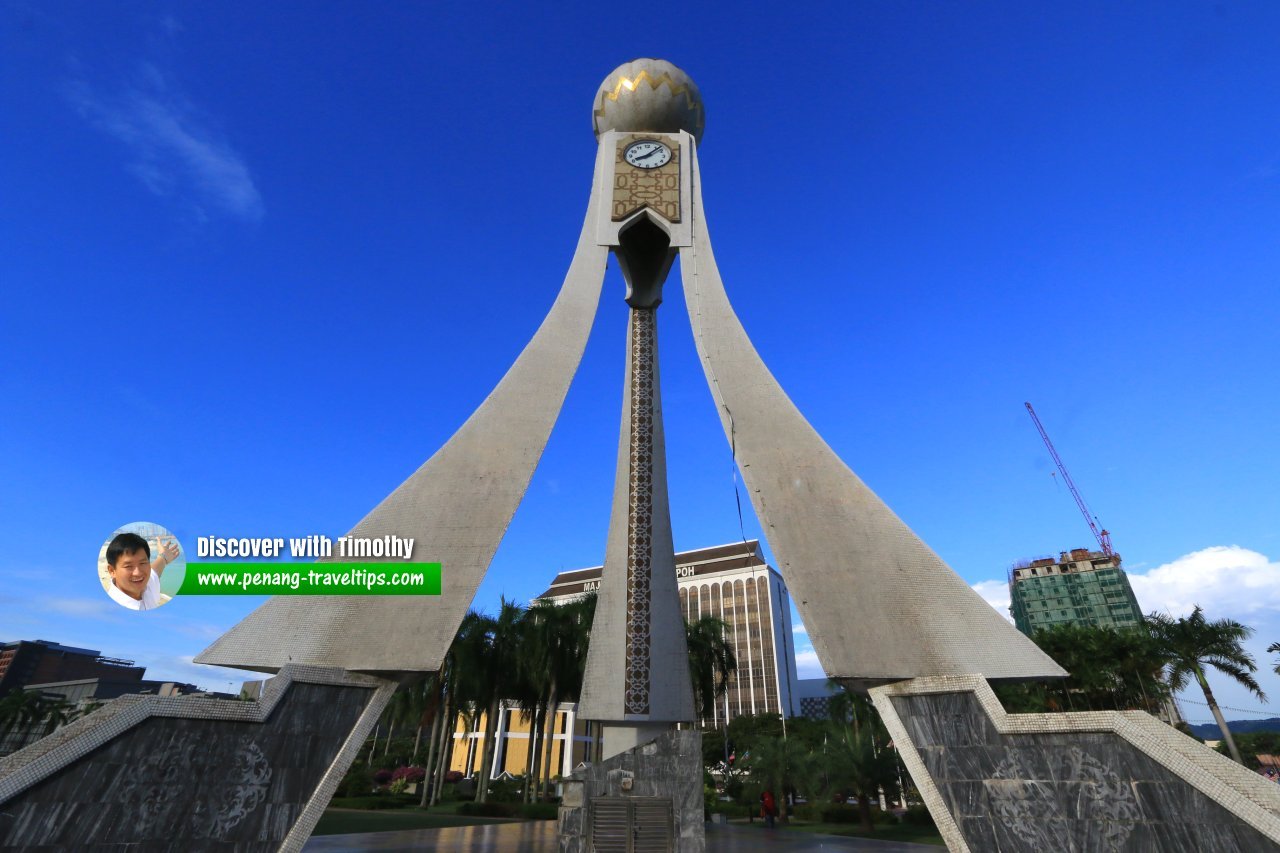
xmin=538 ymin=540 xmax=799 ymax=724
xmin=448 ymin=541 xmax=802 ymax=780
xmin=0 ymin=639 xmax=144 ymax=697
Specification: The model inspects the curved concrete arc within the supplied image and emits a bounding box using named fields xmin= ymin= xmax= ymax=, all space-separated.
xmin=678 ymin=147 xmax=1065 ymax=683
xmin=197 ymin=148 xmax=612 ymax=674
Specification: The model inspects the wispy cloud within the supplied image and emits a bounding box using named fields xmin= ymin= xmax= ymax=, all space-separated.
xmin=42 ymin=597 xmax=123 ymax=619
xmin=971 ymin=579 xmax=1014 ymax=623
xmin=66 ymin=61 xmax=263 ymax=222
xmin=127 ymin=652 xmax=263 ymax=692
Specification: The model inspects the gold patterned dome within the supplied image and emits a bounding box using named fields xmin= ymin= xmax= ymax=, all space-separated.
xmin=593 ymin=59 xmax=704 ymax=145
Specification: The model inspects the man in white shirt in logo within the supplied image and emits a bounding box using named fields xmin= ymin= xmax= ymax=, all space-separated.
xmin=105 ymin=532 xmax=179 ymax=611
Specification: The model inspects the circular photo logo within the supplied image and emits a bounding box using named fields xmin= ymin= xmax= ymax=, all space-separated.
xmin=98 ymin=522 xmax=185 ymax=611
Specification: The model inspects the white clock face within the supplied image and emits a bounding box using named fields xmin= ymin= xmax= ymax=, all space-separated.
xmin=624 ymin=140 xmax=672 ymax=169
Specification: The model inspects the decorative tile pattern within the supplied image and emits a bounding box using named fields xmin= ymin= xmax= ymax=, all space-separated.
xmin=624 ymin=307 xmax=656 ymax=716
xmin=613 ymin=134 xmax=681 ymax=223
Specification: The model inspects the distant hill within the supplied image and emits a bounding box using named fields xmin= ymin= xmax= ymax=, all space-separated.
xmin=1187 ymin=718 xmax=1280 ymax=739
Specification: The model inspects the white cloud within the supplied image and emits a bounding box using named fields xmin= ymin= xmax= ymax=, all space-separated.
xmin=795 ymin=649 xmax=824 ymax=679
xmin=792 ymin=623 xmax=808 ymax=635
xmin=1127 ymin=546 xmax=1280 ymax=619
xmin=67 ymin=63 xmax=263 ymax=222
xmin=971 ymin=579 xmax=1013 ymax=623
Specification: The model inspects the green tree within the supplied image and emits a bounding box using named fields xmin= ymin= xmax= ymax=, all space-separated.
xmin=685 ymin=615 xmax=737 ymax=721
xmin=446 ymin=610 xmax=495 ymax=794
xmin=993 ymin=623 xmax=1172 ymax=714
xmin=1148 ymin=606 xmax=1265 ymax=765
xmin=516 ymin=598 xmax=582 ymax=802
xmin=37 ymin=696 xmax=73 ymax=736
xmin=1268 ymin=641 xmax=1279 ymax=676
xmin=528 ymin=593 xmax=595 ymax=801
xmin=738 ymin=734 xmax=810 ymax=824
xmin=810 ymin=722 xmax=900 ymax=832
xmin=462 ymin=598 xmax=528 ymax=802
xmin=0 ymin=689 xmax=45 ymax=753
xmin=1213 ymin=731 xmax=1280 ymax=771
xmin=825 ymin=679 xmax=878 ymax=734
xmin=725 ymin=712 xmax=783 ymax=758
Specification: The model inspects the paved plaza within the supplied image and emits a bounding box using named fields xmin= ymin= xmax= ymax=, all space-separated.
xmin=302 ymin=821 xmax=937 ymax=852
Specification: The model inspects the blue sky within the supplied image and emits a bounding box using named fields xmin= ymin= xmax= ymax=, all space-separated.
xmin=2 ymin=2 xmax=1278 ymax=723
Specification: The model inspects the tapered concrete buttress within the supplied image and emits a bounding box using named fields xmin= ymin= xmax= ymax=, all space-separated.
xmin=679 ymin=145 xmax=1065 ymax=685
xmin=196 ymin=146 xmax=612 ymax=674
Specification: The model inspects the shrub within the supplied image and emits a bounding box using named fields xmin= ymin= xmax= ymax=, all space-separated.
xmin=789 ymin=803 xmax=821 ymax=822
xmin=392 ymin=766 xmax=426 ymax=784
xmin=818 ymin=804 xmax=860 ymax=823
xmin=328 ymin=795 xmax=409 ymax=810
xmin=458 ymin=801 xmax=519 ymax=818
xmin=336 ymin=764 xmax=374 ymax=798
xmin=873 ymin=807 xmax=897 ymax=825
xmin=486 ymin=776 xmax=525 ymax=802
xmin=372 ymin=769 xmax=394 ymax=786
xmin=902 ymin=805 xmax=936 ymax=828
xmin=519 ymin=802 xmax=559 ymax=820
xmin=444 ymin=770 xmax=464 ymax=783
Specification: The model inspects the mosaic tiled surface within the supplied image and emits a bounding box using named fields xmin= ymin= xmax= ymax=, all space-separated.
xmin=871 ymin=676 xmax=1280 ymax=853
xmin=612 ymin=133 xmax=682 ymax=223
xmin=679 ymin=142 xmax=1065 ymax=683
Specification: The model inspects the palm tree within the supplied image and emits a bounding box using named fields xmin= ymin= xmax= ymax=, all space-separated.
xmin=811 ymin=722 xmax=900 ymax=833
xmin=457 ymin=598 xmax=527 ymax=802
xmin=517 ymin=601 xmax=557 ymax=802
xmin=1268 ymin=641 xmax=1279 ymax=676
xmin=519 ymin=595 xmax=596 ymax=801
xmin=739 ymin=735 xmax=809 ymax=824
xmin=1149 ymin=606 xmax=1265 ymax=765
xmin=685 ymin=615 xmax=737 ymax=722
xmin=37 ymin=697 xmax=74 ymax=737
xmin=428 ymin=651 xmax=466 ymax=807
xmin=0 ymin=689 xmax=45 ymax=754
xmin=825 ymin=679 xmax=876 ymax=734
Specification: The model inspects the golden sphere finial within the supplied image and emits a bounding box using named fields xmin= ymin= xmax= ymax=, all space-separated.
xmin=593 ymin=59 xmax=704 ymax=144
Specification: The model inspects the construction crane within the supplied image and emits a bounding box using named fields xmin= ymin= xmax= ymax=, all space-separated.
xmin=1025 ymin=401 xmax=1116 ymax=560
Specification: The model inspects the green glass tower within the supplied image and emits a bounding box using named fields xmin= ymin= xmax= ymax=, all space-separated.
xmin=1009 ymin=548 xmax=1143 ymax=635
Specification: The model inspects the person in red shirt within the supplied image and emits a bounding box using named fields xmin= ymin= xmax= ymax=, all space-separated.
xmin=760 ymin=790 xmax=776 ymax=828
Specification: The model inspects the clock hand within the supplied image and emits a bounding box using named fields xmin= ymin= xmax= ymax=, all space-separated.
xmin=635 ymin=147 xmax=663 ymax=160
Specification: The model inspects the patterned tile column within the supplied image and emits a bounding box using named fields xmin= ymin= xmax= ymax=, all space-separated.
xmin=579 ymin=303 xmax=695 ymax=758
xmin=624 ymin=307 xmax=657 ymax=716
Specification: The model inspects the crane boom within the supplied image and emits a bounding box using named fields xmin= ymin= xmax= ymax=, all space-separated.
xmin=1025 ymin=402 xmax=1115 ymax=559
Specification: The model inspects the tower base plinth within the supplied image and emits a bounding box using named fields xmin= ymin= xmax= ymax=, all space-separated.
xmin=559 ymin=729 xmax=704 ymax=853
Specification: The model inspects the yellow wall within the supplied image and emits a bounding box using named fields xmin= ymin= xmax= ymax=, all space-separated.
xmin=446 ymin=708 xmax=582 ymax=778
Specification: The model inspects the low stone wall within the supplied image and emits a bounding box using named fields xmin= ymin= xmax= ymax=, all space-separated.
xmin=0 ymin=665 xmax=395 ymax=851
xmin=870 ymin=675 xmax=1280 ymax=852
xmin=559 ymin=729 xmax=703 ymax=853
